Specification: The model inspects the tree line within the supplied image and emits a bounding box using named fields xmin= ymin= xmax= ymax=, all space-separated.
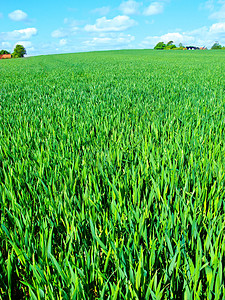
xmin=0 ymin=45 xmax=26 ymax=57
xmin=154 ymin=41 xmax=225 ymax=50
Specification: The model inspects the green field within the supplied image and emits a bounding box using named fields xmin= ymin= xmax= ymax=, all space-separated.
xmin=0 ymin=50 xmax=225 ymax=299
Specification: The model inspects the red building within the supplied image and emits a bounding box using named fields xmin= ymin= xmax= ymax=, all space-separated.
xmin=0 ymin=54 xmax=11 ymax=59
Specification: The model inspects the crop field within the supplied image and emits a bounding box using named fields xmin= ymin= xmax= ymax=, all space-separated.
xmin=0 ymin=50 xmax=225 ymax=299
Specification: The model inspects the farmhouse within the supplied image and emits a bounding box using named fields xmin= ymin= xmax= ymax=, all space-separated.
xmin=0 ymin=54 xmax=11 ymax=59
xmin=186 ymin=46 xmax=200 ymax=50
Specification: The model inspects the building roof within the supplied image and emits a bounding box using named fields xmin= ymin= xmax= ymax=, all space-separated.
xmin=0 ymin=54 xmax=11 ymax=59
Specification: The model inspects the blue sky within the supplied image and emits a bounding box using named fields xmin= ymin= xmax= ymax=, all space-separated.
xmin=1 ymin=0 xmax=225 ymax=55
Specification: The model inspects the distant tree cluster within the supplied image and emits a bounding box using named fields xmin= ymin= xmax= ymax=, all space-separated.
xmin=12 ymin=45 xmax=26 ymax=58
xmin=0 ymin=50 xmax=10 ymax=54
xmin=154 ymin=41 xmax=184 ymax=50
xmin=154 ymin=41 xmax=225 ymax=50
xmin=0 ymin=45 xmax=26 ymax=58
xmin=211 ymin=42 xmax=225 ymax=50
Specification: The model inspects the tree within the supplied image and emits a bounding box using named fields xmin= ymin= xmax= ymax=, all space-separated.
xmin=211 ymin=42 xmax=222 ymax=50
xmin=165 ymin=41 xmax=177 ymax=50
xmin=12 ymin=44 xmax=26 ymax=58
xmin=179 ymin=43 xmax=184 ymax=48
xmin=0 ymin=50 xmax=10 ymax=54
xmin=167 ymin=41 xmax=174 ymax=46
xmin=154 ymin=42 xmax=166 ymax=50
xmin=166 ymin=44 xmax=177 ymax=50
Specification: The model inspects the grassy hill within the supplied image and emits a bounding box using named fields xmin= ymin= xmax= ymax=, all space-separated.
xmin=0 ymin=50 xmax=225 ymax=299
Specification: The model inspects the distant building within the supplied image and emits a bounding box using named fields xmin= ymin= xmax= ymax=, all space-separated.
xmin=0 ymin=54 xmax=11 ymax=59
xmin=186 ymin=46 xmax=200 ymax=50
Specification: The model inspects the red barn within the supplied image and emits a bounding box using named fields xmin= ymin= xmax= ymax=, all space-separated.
xmin=0 ymin=54 xmax=11 ymax=59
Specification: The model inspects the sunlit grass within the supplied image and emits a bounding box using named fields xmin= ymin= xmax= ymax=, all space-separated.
xmin=0 ymin=50 xmax=225 ymax=299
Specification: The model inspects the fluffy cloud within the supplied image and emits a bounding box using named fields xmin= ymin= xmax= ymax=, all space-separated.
xmin=64 ymin=18 xmax=81 ymax=26
xmin=140 ymin=22 xmax=225 ymax=48
xmin=52 ymin=29 xmax=68 ymax=38
xmin=91 ymin=7 xmax=110 ymax=15
xmin=140 ymin=32 xmax=194 ymax=48
xmin=14 ymin=41 xmax=32 ymax=48
xmin=59 ymin=39 xmax=67 ymax=46
xmin=0 ymin=12 xmax=3 ymax=19
xmin=144 ymin=2 xmax=164 ymax=16
xmin=185 ymin=23 xmax=225 ymax=45
xmin=119 ymin=1 xmax=141 ymax=15
xmin=161 ymin=32 xmax=194 ymax=44
xmin=84 ymin=15 xmax=136 ymax=32
xmin=209 ymin=22 xmax=225 ymax=33
xmin=51 ymin=27 xmax=78 ymax=38
xmin=0 ymin=28 xmax=37 ymax=41
xmin=52 ymin=19 xmax=79 ymax=38
xmin=8 ymin=10 xmax=28 ymax=21
xmin=210 ymin=2 xmax=225 ymax=20
xmin=203 ymin=0 xmax=215 ymax=11
xmin=1 ymin=41 xmax=11 ymax=49
xmin=83 ymin=33 xmax=135 ymax=48
xmin=13 ymin=41 xmax=35 ymax=54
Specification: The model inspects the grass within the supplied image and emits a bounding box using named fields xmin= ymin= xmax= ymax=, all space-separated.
xmin=0 ymin=49 xmax=225 ymax=299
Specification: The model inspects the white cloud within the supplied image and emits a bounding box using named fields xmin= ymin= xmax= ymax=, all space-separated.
xmin=1 ymin=42 xmax=11 ymax=49
xmin=185 ymin=24 xmax=225 ymax=45
xmin=140 ymin=32 xmax=194 ymax=48
xmin=210 ymin=2 xmax=225 ymax=20
xmin=185 ymin=26 xmax=209 ymax=36
xmin=0 ymin=12 xmax=3 ymax=18
xmin=52 ymin=29 xmax=68 ymax=38
xmin=51 ymin=27 xmax=78 ymax=38
xmin=14 ymin=41 xmax=32 ymax=48
xmin=59 ymin=39 xmax=67 ymax=46
xmin=84 ymin=15 xmax=136 ymax=32
xmin=12 ymin=41 xmax=34 ymax=54
xmin=52 ymin=20 xmax=79 ymax=38
xmin=140 ymin=22 xmax=225 ymax=49
xmin=119 ymin=1 xmax=141 ymax=15
xmin=209 ymin=22 xmax=225 ymax=32
xmin=84 ymin=37 xmax=112 ymax=46
xmin=83 ymin=33 xmax=135 ymax=48
xmin=144 ymin=2 xmax=164 ymax=16
xmin=161 ymin=32 xmax=194 ymax=43
xmin=91 ymin=6 xmax=110 ymax=15
xmin=205 ymin=0 xmax=214 ymax=11
xmin=8 ymin=10 xmax=28 ymax=21
xmin=64 ymin=18 xmax=83 ymax=26
xmin=0 ymin=28 xmax=37 ymax=41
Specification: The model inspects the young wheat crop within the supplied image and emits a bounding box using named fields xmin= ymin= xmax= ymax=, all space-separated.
xmin=0 ymin=50 xmax=225 ymax=299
